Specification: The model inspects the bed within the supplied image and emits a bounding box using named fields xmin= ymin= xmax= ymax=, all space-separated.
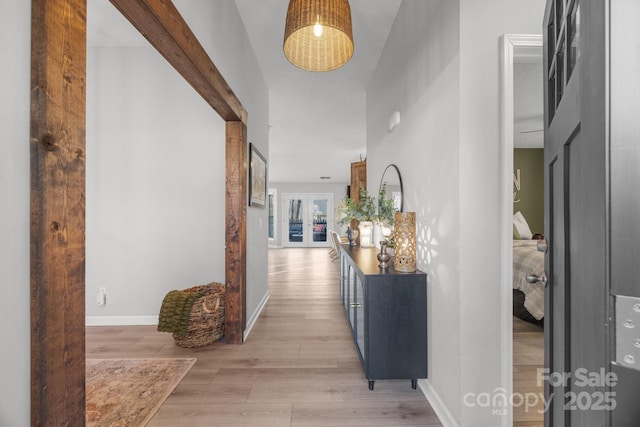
xmin=513 ymin=239 xmax=545 ymax=324
xmin=512 ymin=211 xmax=545 ymax=324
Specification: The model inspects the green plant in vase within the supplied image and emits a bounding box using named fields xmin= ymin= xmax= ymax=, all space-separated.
xmin=336 ymin=187 xmax=376 ymax=224
xmin=377 ymin=183 xmax=396 ymax=227
xmin=336 ymin=187 xmax=376 ymax=246
xmin=336 ymin=196 xmax=356 ymax=226
xmin=377 ymin=183 xmax=397 ymax=247
xmin=356 ymin=186 xmax=376 ymax=222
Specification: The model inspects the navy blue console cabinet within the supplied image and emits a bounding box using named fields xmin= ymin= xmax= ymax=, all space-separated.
xmin=339 ymin=244 xmax=428 ymax=390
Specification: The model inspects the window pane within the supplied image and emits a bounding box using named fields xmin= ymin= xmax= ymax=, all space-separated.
xmin=567 ymin=0 xmax=580 ymax=80
xmin=556 ymin=40 xmax=565 ymax=106
xmin=268 ymin=194 xmax=274 ymax=239
xmin=547 ymin=15 xmax=556 ymax=74
xmin=555 ymin=0 xmax=564 ymax=38
xmin=312 ymin=198 xmax=328 ymax=242
xmin=549 ymin=70 xmax=557 ymax=122
xmin=288 ymin=199 xmax=304 ymax=242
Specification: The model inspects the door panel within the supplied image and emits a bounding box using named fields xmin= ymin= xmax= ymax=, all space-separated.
xmin=285 ymin=196 xmax=305 ymax=246
xmin=544 ymin=0 xmax=640 ymax=425
xmin=310 ymin=196 xmax=329 ymax=246
xmin=355 ymin=274 xmax=365 ymax=361
xmin=566 ymin=128 xmax=608 ymax=427
xmin=547 ymin=153 xmax=568 ymax=426
xmin=610 ymin=0 xmax=640 ymax=299
xmin=609 ymin=1 xmax=640 ymax=425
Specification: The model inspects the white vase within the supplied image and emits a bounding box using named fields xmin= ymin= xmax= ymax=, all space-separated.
xmin=358 ymin=221 xmax=374 ymax=247
xmin=373 ymin=222 xmax=383 ymax=248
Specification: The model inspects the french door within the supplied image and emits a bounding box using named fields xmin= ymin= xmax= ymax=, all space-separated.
xmin=283 ymin=193 xmax=333 ymax=248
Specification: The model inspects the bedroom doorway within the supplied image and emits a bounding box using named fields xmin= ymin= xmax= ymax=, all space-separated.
xmin=500 ymin=34 xmax=544 ymax=426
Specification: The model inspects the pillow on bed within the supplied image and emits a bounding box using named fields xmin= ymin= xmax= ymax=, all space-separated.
xmin=513 ymin=211 xmax=533 ymax=240
xmin=513 ymin=224 xmax=521 ymax=240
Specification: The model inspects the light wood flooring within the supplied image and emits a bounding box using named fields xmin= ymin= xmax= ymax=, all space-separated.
xmin=86 ymin=248 xmax=545 ymax=426
xmin=513 ymin=316 xmax=544 ymax=426
xmin=86 ymin=248 xmax=442 ymax=426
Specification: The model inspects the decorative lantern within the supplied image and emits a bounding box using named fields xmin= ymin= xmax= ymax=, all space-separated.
xmin=393 ymin=212 xmax=416 ymax=273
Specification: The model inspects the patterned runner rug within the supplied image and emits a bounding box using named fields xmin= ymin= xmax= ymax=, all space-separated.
xmin=86 ymin=358 xmax=196 ymax=426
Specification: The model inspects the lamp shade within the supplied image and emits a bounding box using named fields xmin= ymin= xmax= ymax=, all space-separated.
xmin=394 ymin=212 xmax=416 ymax=273
xmin=284 ymin=0 xmax=354 ymax=72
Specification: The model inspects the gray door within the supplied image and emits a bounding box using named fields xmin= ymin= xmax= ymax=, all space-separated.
xmin=543 ymin=0 xmax=640 ymax=426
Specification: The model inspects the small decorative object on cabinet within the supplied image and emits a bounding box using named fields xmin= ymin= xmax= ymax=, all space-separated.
xmin=394 ymin=211 xmax=417 ymax=272
xmin=377 ymin=240 xmax=391 ymax=269
xmin=358 ymin=220 xmax=374 ymax=247
xmin=336 ymin=186 xmax=376 ymax=246
xmin=346 ymin=227 xmax=358 ymax=246
xmin=338 ymin=244 xmax=427 ymax=390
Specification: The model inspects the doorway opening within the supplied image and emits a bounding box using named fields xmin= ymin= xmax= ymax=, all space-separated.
xmin=283 ymin=193 xmax=333 ymax=248
xmin=268 ymin=188 xmax=277 ymax=246
xmin=500 ymin=33 xmax=544 ymax=427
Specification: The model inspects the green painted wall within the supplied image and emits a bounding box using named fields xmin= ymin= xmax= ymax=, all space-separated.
xmin=513 ymin=149 xmax=544 ymax=235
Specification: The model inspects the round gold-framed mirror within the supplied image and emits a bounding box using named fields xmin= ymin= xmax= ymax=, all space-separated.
xmin=378 ymin=164 xmax=403 ymax=215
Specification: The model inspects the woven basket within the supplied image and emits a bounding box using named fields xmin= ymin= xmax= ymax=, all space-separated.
xmin=172 ymin=282 xmax=225 ymax=348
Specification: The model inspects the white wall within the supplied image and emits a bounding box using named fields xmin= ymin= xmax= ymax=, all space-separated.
xmin=367 ymin=0 xmax=544 ymax=425
xmin=367 ymin=1 xmax=462 ymax=424
xmin=178 ymin=0 xmax=270 ymax=328
xmin=86 ymin=1 xmax=270 ymax=327
xmin=0 ymin=2 xmax=31 ymax=425
xmin=86 ymin=46 xmax=227 ymax=320
xmin=458 ymin=1 xmax=543 ymax=426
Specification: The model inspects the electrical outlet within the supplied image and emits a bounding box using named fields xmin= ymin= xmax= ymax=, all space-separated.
xmin=97 ymin=288 xmax=107 ymax=306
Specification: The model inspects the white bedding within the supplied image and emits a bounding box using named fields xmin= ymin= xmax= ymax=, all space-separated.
xmin=513 ymin=240 xmax=545 ymax=320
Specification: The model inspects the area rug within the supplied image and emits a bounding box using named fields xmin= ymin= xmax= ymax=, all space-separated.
xmin=86 ymin=358 xmax=196 ymax=426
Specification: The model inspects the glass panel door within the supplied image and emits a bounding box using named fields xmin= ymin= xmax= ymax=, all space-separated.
xmin=283 ymin=193 xmax=333 ymax=248
xmin=355 ymin=274 xmax=365 ymax=362
xmin=285 ymin=196 xmax=305 ymax=246
xmin=268 ymin=190 xmax=275 ymax=241
xmin=310 ymin=196 xmax=329 ymax=247
xmin=547 ymin=0 xmax=580 ymax=123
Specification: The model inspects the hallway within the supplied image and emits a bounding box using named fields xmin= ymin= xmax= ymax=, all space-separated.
xmin=86 ymin=248 xmax=441 ymax=426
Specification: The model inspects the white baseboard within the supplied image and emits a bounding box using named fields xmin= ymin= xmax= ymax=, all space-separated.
xmin=243 ymin=291 xmax=270 ymax=341
xmin=86 ymin=291 xmax=270 ymax=337
xmin=86 ymin=315 xmax=158 ymax=326
xmin=420 ymin=379 xmax=459 ymax=427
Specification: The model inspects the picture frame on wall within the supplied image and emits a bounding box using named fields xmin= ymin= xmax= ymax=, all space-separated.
xmin=249 ymin=143 xmax=267 ymax=207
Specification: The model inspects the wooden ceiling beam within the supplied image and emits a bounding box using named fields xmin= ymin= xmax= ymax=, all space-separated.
xmin=109 ymin=0 xmax=248 ymax=123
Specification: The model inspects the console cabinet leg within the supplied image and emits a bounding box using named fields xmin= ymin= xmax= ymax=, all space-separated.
xmin=411 ymin=379 xmax=418 ymax=389
xmin=368 ymin=380 xmax=375 ymax=390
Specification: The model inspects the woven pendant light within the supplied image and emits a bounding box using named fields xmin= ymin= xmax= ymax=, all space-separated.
xmin=283 ymin=0 xmax=354 ymax=72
